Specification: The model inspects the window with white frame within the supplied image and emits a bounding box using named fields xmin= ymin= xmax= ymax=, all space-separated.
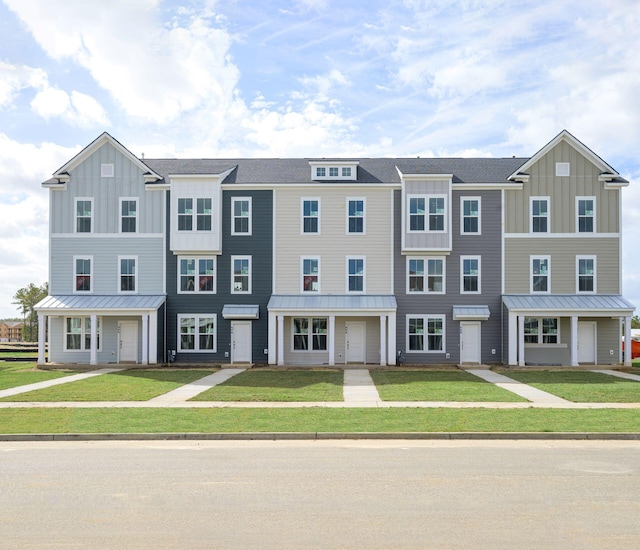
xmin=347 ymin=198 xmax=365 ymax=233
xmin=74 ymin=257 xmax=92 ymax=293
xmin=120 ymin=199 xmax=137 ymax=233
xmin=407 ymin=315 xmax=444 ymax=352
xmin=524 ymin=317 xmax=558 ymax=344
xmin=329 ymin=167 xmax=339 ymax=177
xmin=461 ymin=256 xmax=480 ymax=293
xmin=531 ymin=198 xmax=549 ymax=233
xmin=461 ymin=197 xmax=480 ymax=234
xmin=178 ymin=314 xmax=216 ymax=352
xmin=342 ymin=167 xmax=351 ymax=177
xmin=75 ymin=198 xmax=93 ymax=233
xmin=178 ymin=198 xmax=193 ymax=231
xmin=531 ymin=256 xmax=550 ymax=293
xmin=101 ymin=163 xmax=114 ymax=178
xmin=347 ymin=257 xmax=365 ymax=292
xmin=408 ymin=197 xmax=425 ymax=231
xmin=197 ymin=198 xmax=212 ymax=231
xmin=119 ymin=257 xmax=137 ymax=293
xmin=428 ymin=197 xmax=446 ymax=231
xmin=292 ymin=317 xmax=327 ymax=351
xmin=555 ymin=162 xmax=570 ymax=177
xmin=577 ymin=197 xmax=595 ymax=233
xmin=302 ymin=199 xmax=319 ymax=233
xmin=231 ymin=197 xmax=252 ymax=235
xmin=577 ymin=256 xmax=596 ymax=293
xmin=302 ymin=258 xmax=319 ymax=292
xmin=179 ymin=257 xmax=215 ymax=293
xmin=315 ymin=167 xmax=326 ymax=178
xmin=232 ymin=256 xmax=251 ymax=293
xmin=65 ymin=316 xmax=101 ymax=351
xmin=407 ymin=257 xmax=445 ymax=293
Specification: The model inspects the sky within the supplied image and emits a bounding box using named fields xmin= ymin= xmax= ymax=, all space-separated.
xmin=0 ymin=0 xmax=639 ymax=319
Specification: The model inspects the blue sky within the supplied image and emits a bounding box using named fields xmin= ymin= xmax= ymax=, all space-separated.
xmin=0 ymin=0 xmax=639 ymax=319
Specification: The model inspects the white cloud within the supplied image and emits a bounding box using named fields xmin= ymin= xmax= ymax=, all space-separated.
xmin=31 ymin=87 xmax=110 ymax=127
xmin=0 ymin=60 xmax=47 ymax=108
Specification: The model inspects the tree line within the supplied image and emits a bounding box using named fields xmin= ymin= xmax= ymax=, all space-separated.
xmin=11 ymin=282 xmax=48 ymax=342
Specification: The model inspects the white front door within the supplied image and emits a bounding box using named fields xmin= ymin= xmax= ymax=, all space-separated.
xmin=460 ymin=322 xmax=481 ymax=364
xmin=346 ymin=322 xmax=366 ymax=363
xmin=578 ymin=322 xmax=597 ymax=364
xmin=119 ymin=321 xmax=138 ymax=363
xmin=231 ymin=321 xmax=252 ymax=363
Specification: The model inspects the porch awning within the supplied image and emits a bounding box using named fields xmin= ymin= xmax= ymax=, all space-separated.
xmin=453 ymin=305 xmax=490 ymax=320
xmin=502 ymin=295 xmax=635 ymax=316
xmin=222 ymin=305 xmax=260 ymax=319
xmin=35 ymin=295 xmax=166 ymax=314
xmin=268 ymin=295 xmax=396 ymax=313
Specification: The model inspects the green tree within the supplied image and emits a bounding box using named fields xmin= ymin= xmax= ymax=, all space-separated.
xmin=632 ymin=316 xmax=640 ymax=329
xmin=12 ymin=282 xmax=48 ymax=342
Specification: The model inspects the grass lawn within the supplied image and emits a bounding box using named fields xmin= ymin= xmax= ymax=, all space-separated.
xmin=191 ymin=369 xmax=344 ymax=402
xmin=0 ymin=362 xmax=73 ymax=391
xmin=0 ymin=352 xmax=38 ymax=358
xmin=633 ymin=359 xmax=640 ymax=368
xmin=371 ymin=370 xmax=526 ymax=402
xmin=498 ymin=370 xmax=640 ymax=403
xmin=0 ymin=369 xmax=217 ymax=402
xmin=0 ymin=407 xmax=639 ymax=434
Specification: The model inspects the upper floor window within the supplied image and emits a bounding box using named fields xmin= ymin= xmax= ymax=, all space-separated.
xmin=577 ymin=197 xmax=595 ymax=233
xmin=461 ymin=256 xmax=480 ymax=294
xmin=577 ymin=256 xmax=596 ymax=293
xmin=315 ymin=167 xmax=326 ymax=177
xmin=120 ymin=199 xmax=137 ymax=233
xmin=179 ymin=257 xmax=215 ymax=293
xmin=197 ymin=198 xmax=212 ymax=231
xmin=65 ymin=316 xmax=101 ymax=351
xmin=74 ymin=256 xmax=92 ymax=293
xmin=407 ymin=315 xmax=444 ymax=352
xmin=75 ymin=198 xmax=93 ymax=233
xmin=407 ymin=257 xmax=445 ymax=293
xmin=461 ymin=197 xmax=480 ymax=234
xmin=531 ymin=197 xmax=549 ymax=233
xmin=178 ymin=198 xmax=193 ymax=231
xmin=428 ymin=197 xmax=445 ymax=231
xmin=302 ymin=257 xmax=320 ymax=292
xmin=347 ymin=198 xmax=365 ymax=234
xmin=524 ymin=317 xmax=558 ymax=344
xmin=347 ymin=257 xmax=365 ymax=293
xmin=302 ymin=199 xmax=319 ymax=234
xmin=119 ymin=257 xmax=137 ymax=293
xmin=232 ymin=256 xmax=251 ymax=294
xmin=409 ymin=197 xmax=425 ymax=231
xmin=531 ymin=256 xmax=550 ymax=293
xmin=231 ymin=197 xmax=252 ymax=235
xmin=329 ymin=167 xmax=339 ymax=177
xmin=178 ymin=314 xmax=216 ymax=352
xmin=407 ymin=196 xmax=446 ymax=232
xmin=342 ymin=167 xmax=351 ymax=177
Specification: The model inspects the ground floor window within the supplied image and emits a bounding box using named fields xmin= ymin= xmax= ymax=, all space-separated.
xmin=407 ymin=315 xmax=444 ymax=352
xmin=293 ymin=317 xmax=327 ymax=351
xmin=178 ymin=314 xmax=216 ymax=352
xmin=524 ymin=317 xmax=558 ymax=344
xmin=65 ymin=316 xmax=101 ymax=351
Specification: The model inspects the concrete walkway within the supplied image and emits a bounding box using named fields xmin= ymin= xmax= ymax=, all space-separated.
xmin=465 ymin=369 xmax=570 ymax=404
xmin=147 ymin=368 xmax=246 ymax=405
xmin=591 ymin=369 xmax=640 ymax=382
xmin=343 ymin=369 xmax=381 ymax=405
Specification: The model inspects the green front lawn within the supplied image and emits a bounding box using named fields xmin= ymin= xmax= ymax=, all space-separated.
xmin=371 ymin=370 xmax=526 ymax=402
xmin=498 ymin=370 xmax=640 ymax=403
xmin=0 ymin=352 xmax=38 ymax=358
xmin=0 ymin=362 xmax=73 ymax=391
xmin=0 ymin=369 xmax=217 ymax=402
xmin=191 ymin=369 xmax=344 ymax=401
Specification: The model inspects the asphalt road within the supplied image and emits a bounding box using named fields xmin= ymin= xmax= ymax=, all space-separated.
xmin=1 ymin=440 xmax=639 ymax=549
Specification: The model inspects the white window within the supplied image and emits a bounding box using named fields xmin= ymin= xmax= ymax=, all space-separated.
xmin=232 ymin=256 xmax=251 ymax=294
xmin=178 ymin=314 xmax=216 ymax=352
xmin=65 ymin=316 xmax=101 ymax=351
xmin=347 ymin=257 xmax=365 ymax=293
xmin=178 ymin=198 xmax=193 ymax=231
xmin=179 ymin=257 xmax=215 ymax=293
xmin=329 ymin=167 xmax=339 ymax=177
xmin=577 ymin=256 xmax=596 ymax=293
xmin=73 ymin=256 xmax=92 ymax=293
xmin=302 ymin=257 xmax=320 ymax=292
xmin=231 ymin=197 xmax=252 ymax=235
xmin=120 ymin=198 xmax=137 ymax=233
xmin=406 ymin=257 xmax=445 ymax=294
xmin=576 ymin=197 xmax=595 ymax=233
xmin=461 ymin=256 xmax=481 ymax=294
xmin=407 ymin=315 xmax=445 ymax=352
xmin=461 ymin=197 xmax=480 ymax=234
xmin=302 ymin=198 xmax=320 ymax=234
xmin=524 ymin=317 xmax=558 ymax=344
xmin=428 ymin=197 xmax=446 ymax=231
xmin=347 ymin=198 xmax=365 ymax=234
xmin=531 ymin=256 xmax=550 ymax=293
xmin=292 ymin=317 xmax=327 ymax=351
xmin=197 ymin=198 xmax=212 ymax=231
xmin=408 ymin=196 xmax=425 ymax=231
xmin=101 ymin=163 xmax=114 ymax=177
xmin=316 ymin=167 xmax=326 ymax=178
xmin=342 ymin=167 xmax=351 ymax=177
xmin=408 ymin=195 xmax=446 ymax=232
xmin=75 ymin=198 xmax=93 ymax=233
xmin=531 ymin=197 xmax=549 ymax=233
xmin=119 ymin=257 xmax=137 ymax=293
xmin=555 ymin=162 xmax=570 ymax=177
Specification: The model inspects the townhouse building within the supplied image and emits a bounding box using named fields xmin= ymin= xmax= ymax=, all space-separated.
xmin=35 ymin=130 xmax=635 ymax=367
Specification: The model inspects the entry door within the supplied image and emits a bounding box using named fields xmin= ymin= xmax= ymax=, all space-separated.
xmin=119 ymin=321 xmax=138 ymax=363
xmin=346 ymin=322 xmax=366 ymax=363
xmin=460 ymin=322 xmax=481 ymax=364
xmin=231 ymin=321 xmax=252 ymax=363
xmin=578 ymin=322 xmax=596 ymax=364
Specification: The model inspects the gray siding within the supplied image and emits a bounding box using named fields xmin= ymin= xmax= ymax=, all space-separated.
xmin=403 ymin=179 xmax=451 ymax=250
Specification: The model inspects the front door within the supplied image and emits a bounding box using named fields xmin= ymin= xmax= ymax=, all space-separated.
xmin=346 ymin=322 xmax=366 ymax=363
xmin=119 ymin=320 xmax=138 ymax=363
xmin=578 ymin=322 xmax=596 ymax=364
xmin=231 ymin=321 xmax=252 ymax=363
xmin=460 ymin=322 xmax=481 ymax=364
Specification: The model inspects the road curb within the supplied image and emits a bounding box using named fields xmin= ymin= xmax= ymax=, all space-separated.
xmin=1 ymin=432 xmax=640 ymax=441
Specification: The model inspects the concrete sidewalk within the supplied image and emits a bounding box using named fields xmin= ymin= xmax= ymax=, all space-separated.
xmin=465 ymin=369 xmax=570 ymax=404
xmin=147 ymin=368 xmax=246 ymax=405
xmin=343 ymin=369 xmax=381 ymax=405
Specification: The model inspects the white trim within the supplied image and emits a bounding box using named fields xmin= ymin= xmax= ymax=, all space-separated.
xmin=530 ymin=196 xmax=550 ymax=234
xmin=501 ymin=189 xmax=505 ymax=295
xmin=407 ymin=194 xmax=447 ymax=233
xmin=523 ymin=316 xmax=560 ymax=345
xmin=73 ymin=255 xmax=93 ymax=294
xmin=117 ymin=255 xmax=138 ymax=294
xmin=577 ymin=321 xmax=597 ymax=364
xmin=291 ymin=316 xmax=329 ymax=352
xmin=52 ymin=233 xmax=164 ymax=238
xmin=406 ymin=256 xmax=446 ymax=294
xmin=231 ymin=255 xmax=252 ymax=294
xmin=405 ymin=314 xmax=446 ymax=354
xmin=555 ymin=162 xmax=570 ymax=177
xmin=460 ymin=255 xmax=481 ymax=294
xmin=576 ymin=255 xmax=597 ymax=294
xmin=346 ymin=256 xmax=366 ymax=294
xmin=301 ymin=256 xmax=321 ymax=293
xmin=119 ymin=197 xmax=138 ymax=234
xmin=63 ymin=315 xmax=102 ymax=352
xmin=504 ymin=233 xmax=620 ymax=239
xmin=460 ymin=321 xmax=482 ymax=364
xmin=530 ymin=255 xmax=550 ymax=294
xmin=177 ymin=256 xmax=216 ymax=294
xmin=460 ymin=196 xmax=481 ymax=235
xmin=100 ymin=163 xmax=114 ymax=178
xmin=231 ymin=196 xmax=252 ymax=236
xmin=177 ymin=313 xmax=217 ymax=353
xmin=576 ymin=196 xmax=596 ymax=234
xmin=346 ymin=197 xmax=366 ymax=235
xmin=74 ymin=197 xmax=93 ymax=234
xmin=301 ymin=197 xmax=320 ymax=235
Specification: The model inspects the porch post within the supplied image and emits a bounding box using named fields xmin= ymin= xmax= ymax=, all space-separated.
xmin=141 ymin=314 xmax=149 ymax=365
xmin=379 ymin=315 xmax=387 ymax=366
xmin=517 ymin=315 xmax=525 ymax=366
xmin=328 ymin=315 xmax=335 ymax=366
xmin=90 ymin=314 xmax=97 ymax=365
xmin=508 ymin=311 xmax=517 ymax=365
xmin=277 ymin=315 xmax=284 ymax=366
xmin=268 ymin=311 xmax=276 ymax=364
xmin=148 ymin=310 xmax=158 ymax=364
xmin=624 ymin=315 xmax=632 ymax=367
xmin=388 ymin=311 xmax=396 ymax=365
xmin=570 ymin=316 xmax=578 ymax=366
xmin=37 ymin=314 xmax=46 ymax=364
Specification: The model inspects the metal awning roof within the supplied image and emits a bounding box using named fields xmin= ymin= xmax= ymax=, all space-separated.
xmin=502 ymin=295 xmax=635 ymax=316
xmin=36 ymin=295 xmax=165 ymax=313
xmin=268 ymin=295 xmax=397 ymax=312
xmin=222 ymin=305 xmax=260 ymax=319
xmin=453 ymin=306 xmax=490 ymax=320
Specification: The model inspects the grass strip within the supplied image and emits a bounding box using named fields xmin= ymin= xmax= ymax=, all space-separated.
xmin=0 ymin=362 xmax=73 ymax=391
xmin=0 ymin=407 xmax=639 ymax=434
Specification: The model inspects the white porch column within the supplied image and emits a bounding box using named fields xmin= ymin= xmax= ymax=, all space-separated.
xmin=508 ymin=311 xmax=517 ymax=365
xmin=517 ymin=315 xmax=525 ymax=367
xmin=570 ymin=316 xmax=578 ymax=366
xmin=379 ymin=315 xmax=387 ymax=366
xmin=148 ymin=310 xmax=158 ymax=364
xmin=141 ymin=314 xmax=149 ymax=365
xmin=37 ymin=313 xmax=46 ymax=364
xmin=90 ymin=314 xmax=97 ymax=365
xmin=624 ymin=315 xmax=632 ymax=367
xmin=388 ymin=311 xmax=396 ymax=365
xmin=277 ymin=315 xmax=284 ymax=366
xmin=268 ymin=311 xmax=277 ymax=364
xmin=328 ymin=315 xmax=335 ymax=366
